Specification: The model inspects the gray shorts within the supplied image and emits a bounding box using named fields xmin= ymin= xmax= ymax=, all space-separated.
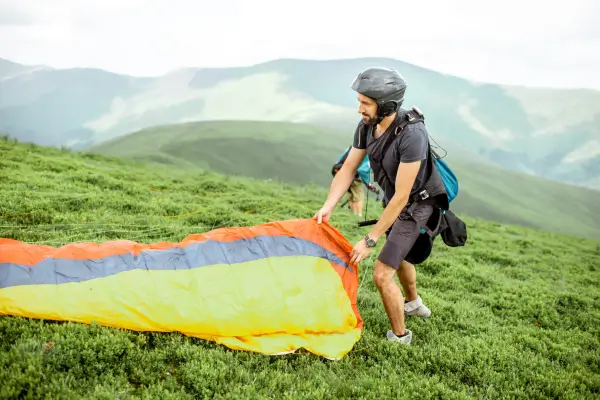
xmin=378 ymin=203 xmax=434 ymax=269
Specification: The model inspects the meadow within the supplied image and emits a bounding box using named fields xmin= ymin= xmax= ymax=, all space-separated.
xmin=1 ymin=136 xmax=599 ymax=399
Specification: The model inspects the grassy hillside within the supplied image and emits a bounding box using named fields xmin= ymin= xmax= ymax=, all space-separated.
xmin=90 ymin=120 xmax=600 ymax=241
xmin=90 ymin=120 xmax=353 ymax=188
xmin=1 ymin=136 xmax=599 ymax=399
xmin=2 ymin=56 xmax=599 ymax=190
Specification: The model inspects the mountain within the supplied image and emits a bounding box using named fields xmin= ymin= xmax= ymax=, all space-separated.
xmin=89 ymin=120 xmax=600 ymax=241
xmin=1 ymin=56 xmax=599 ymax=190
xmin=0 ymin=57 xmax=50 ymax=80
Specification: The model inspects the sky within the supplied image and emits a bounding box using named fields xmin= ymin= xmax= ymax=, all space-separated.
xmin=1 ymin=0 xmax=599 ymax=90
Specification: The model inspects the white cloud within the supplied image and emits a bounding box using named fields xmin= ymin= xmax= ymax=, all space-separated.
xmin=0 ymin=0 xmax=599 ymax=89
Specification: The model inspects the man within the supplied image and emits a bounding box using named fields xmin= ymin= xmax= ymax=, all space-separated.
xmin=314 ymin=67 xmax=433 ymax=345
xmin=332 ymin=146 xmax=374 ymax=217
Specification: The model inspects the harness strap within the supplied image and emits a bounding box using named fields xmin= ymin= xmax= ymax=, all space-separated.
xmin=372 ymin=107 xmax=446 ymax=236
xmin=376 ymin=108 xmax=425 ymax=196
xmin=398 ymin=196 xmax=440 ymax=236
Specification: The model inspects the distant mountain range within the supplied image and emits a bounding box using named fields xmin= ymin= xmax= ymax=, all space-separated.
xmin=1 ymin=56 xmax=599 ymax=190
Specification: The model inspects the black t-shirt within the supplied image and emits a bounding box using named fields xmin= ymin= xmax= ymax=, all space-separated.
xmin=352 ymin=111 xmax=430 ymax=203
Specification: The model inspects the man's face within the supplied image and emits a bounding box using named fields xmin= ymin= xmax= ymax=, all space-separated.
xmin=357 ymin=93 xmax=378 ymax=125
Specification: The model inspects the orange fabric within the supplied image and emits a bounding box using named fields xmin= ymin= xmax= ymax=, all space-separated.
xmin=0 ymin=219 xmax=347 ymax=264
xmin=0 ymin=218 xmax=362 ymax=330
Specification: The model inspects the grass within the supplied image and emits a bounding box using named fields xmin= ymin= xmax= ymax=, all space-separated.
xmin=89 ymin=120 xmax=600 ymax=241
xmin=1 ymin=136 xmax=600 ymax=399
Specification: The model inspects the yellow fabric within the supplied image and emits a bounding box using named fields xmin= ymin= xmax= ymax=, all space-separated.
xmin=0 ymin=255 xmax=361 ymax=359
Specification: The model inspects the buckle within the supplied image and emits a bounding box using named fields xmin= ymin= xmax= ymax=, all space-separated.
xmin=419 ymin=190 xmax=429 ymax=200
xmin=412 ymin=106 xmax=424 ymax=117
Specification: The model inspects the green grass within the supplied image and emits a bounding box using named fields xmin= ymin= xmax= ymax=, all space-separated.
xmin=90 ymin=120 xmax=600 ymax=241
xmin=1 ymin=136 xmax=600 ymax=399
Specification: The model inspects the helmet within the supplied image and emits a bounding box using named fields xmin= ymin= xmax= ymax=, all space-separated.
xmin=350 ymin=67 xmax=407 ymax=121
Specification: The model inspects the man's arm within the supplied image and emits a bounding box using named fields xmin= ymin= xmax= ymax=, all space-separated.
xmin=323 ymin=146 xmax=367 ymax=209
xmin=366 ymin=159 xmax=421 ymax=240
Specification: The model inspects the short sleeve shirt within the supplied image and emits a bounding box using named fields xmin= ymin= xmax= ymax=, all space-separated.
xmin=352 ymin=111 xmax=430 ymax=202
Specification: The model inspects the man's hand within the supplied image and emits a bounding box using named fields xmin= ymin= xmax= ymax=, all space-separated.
xmin=314 ymin=203 xmax=334 ymax=224
xmin=349 ymin=237 xmax=373 ymax=265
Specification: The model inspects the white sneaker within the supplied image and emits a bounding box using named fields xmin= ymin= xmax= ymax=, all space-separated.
xmin=404 ymin=295 xmax=431 ymax=319
xmin=386 ymin=329 xmax=412 ymax=345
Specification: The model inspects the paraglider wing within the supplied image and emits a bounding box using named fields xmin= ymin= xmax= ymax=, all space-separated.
xmin=0 ymin=218 xmax=363 ymax=360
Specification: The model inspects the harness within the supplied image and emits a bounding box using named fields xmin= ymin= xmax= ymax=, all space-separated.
xmin=367 ymin=107 xmax=448 ymax=237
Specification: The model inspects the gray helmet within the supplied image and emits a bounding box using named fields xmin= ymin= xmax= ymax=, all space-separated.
xmin=350 ymin=67 xmax=407 ymax=120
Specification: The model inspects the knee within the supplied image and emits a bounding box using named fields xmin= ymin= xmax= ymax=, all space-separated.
xmin=373 ymin=261 xmax=395 ymax=289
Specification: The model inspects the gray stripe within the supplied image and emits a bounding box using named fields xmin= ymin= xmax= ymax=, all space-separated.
xmin=0 ymin=235 xmax=352 ymax=289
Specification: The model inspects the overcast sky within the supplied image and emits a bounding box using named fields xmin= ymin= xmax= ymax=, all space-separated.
xmin=1 ymin=0 xmax=599 ymax=90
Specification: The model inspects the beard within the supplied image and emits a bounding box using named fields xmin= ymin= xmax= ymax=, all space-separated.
xmin=362 ymin=113 xmax=379 ymax=125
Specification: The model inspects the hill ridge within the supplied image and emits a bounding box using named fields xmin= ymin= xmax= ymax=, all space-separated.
xmin=1 ymin=55 xmax=599 ymax=190
xmin=87 ymin=120 xmax=600 ymax=242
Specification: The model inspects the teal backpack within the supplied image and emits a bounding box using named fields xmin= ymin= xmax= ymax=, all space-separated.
xmin=331 ymin=146 xmax=372 ymax=185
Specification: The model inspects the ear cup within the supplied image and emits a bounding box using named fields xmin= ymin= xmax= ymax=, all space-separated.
xmin=378 ymin=101 xmax=397 ymax=117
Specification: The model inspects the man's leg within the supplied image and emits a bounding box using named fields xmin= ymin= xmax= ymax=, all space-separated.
xmin=397 ymin=260 xmax=417 ymax=301
xmin=398 ymin=260 xmax=431 ymax=318
xmin=373 ymin=260 xmax=412 ymax=344
xmin=348 ymin=181 xmax=364 ymax=216
xmin=380 ymin=206 xmax=433 ymax=318
xmin=350 ymin=200 xmax=363 ymax=215
xmin=374 ymin=212 xmax=431 ymax=344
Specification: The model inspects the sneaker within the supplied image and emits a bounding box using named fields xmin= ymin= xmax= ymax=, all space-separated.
xmin=404 ymin=295 xmax=431 ymax=319
xmin=386 ymin=329 xmax=412 ymax=345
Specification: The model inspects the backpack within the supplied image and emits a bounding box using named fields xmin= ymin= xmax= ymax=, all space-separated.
xmin=331 ymin=147 xmax=351 ymax=177
xmin=431 ymin=148 xmax=459 ymax=203
xmin=374 ymin=107 xmax=467 ymax=248
xmin=331 ymin=146 xmax=372 ymax=184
